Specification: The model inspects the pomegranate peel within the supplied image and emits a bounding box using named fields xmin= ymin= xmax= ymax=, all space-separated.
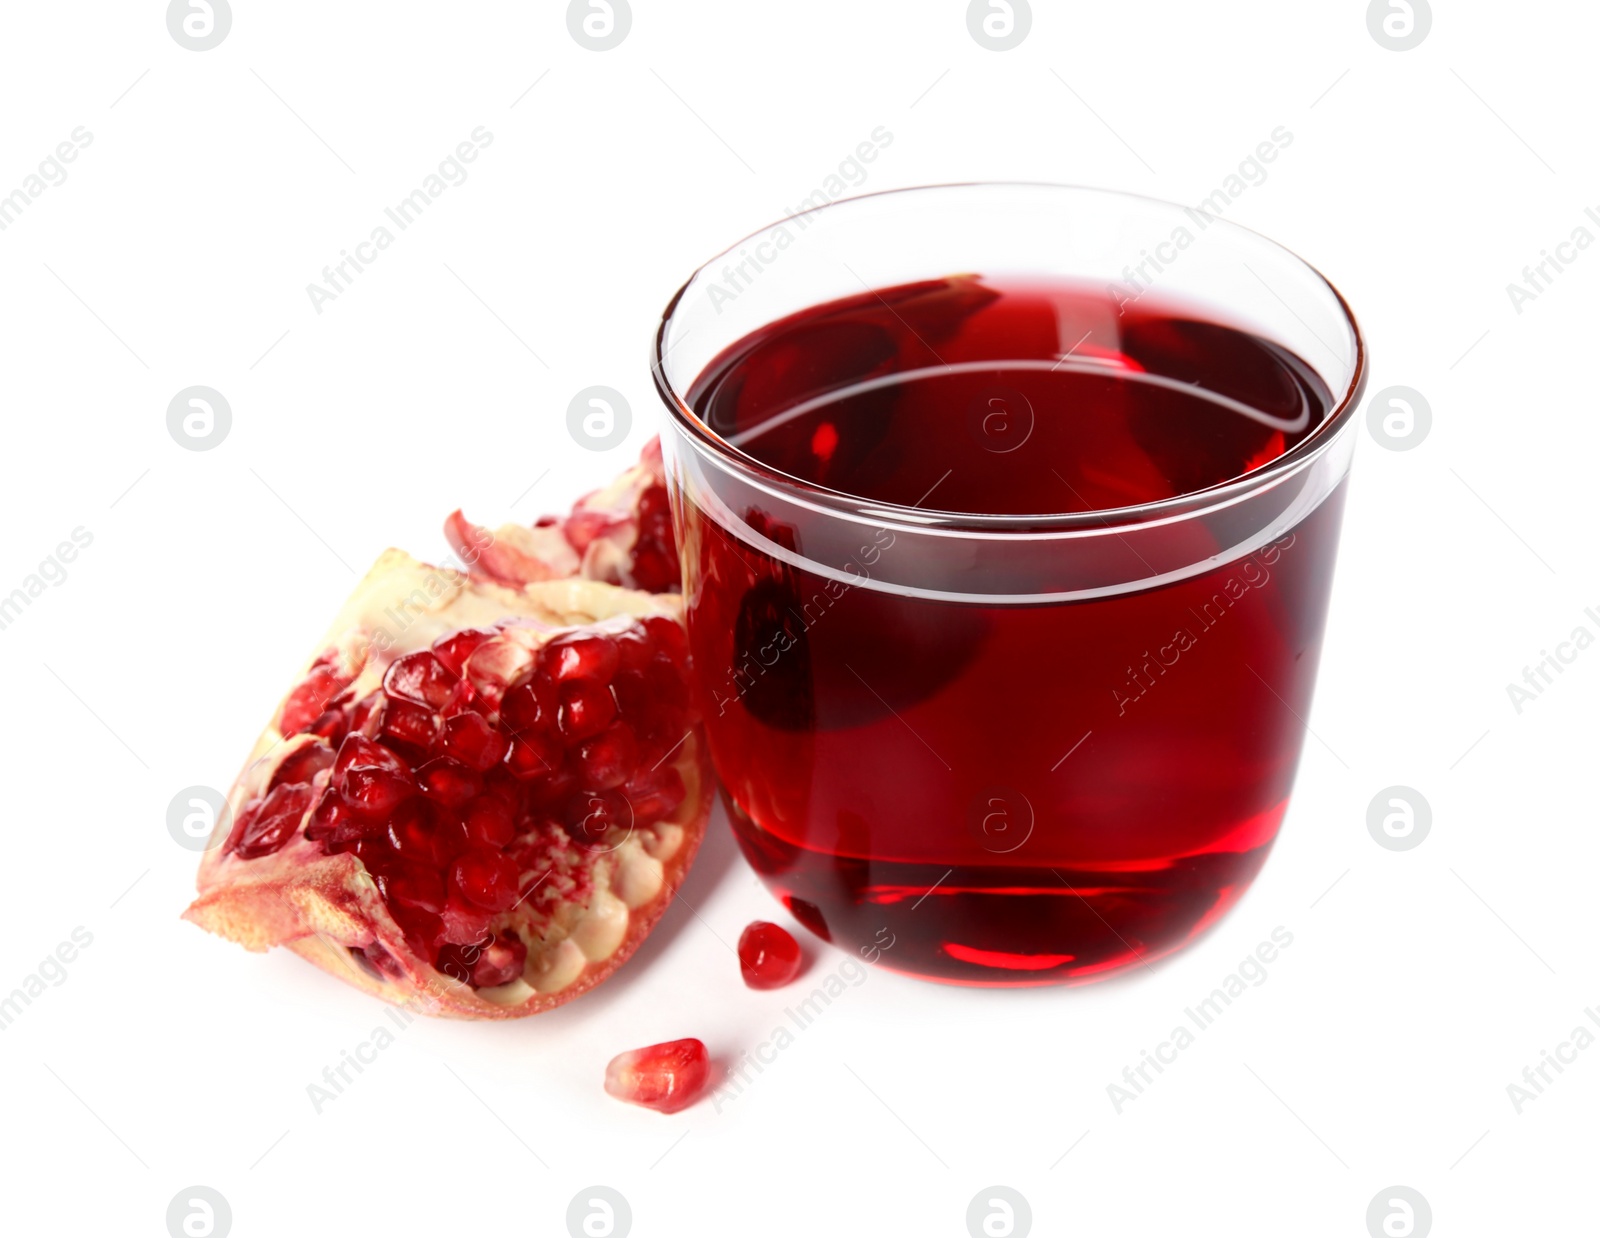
xmin=449 ymin=438 xmax=679 ymax=593
xmin=184 ymin=549 xmax=712 ymax=1020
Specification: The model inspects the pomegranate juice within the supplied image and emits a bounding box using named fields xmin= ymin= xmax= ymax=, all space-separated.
xmin=676 ymin=276 xmax=1345 ymax=984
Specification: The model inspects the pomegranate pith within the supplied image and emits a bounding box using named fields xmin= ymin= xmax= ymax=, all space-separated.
xmin=737 ymin=921 xmax=804 ymax=989
xmin=604 ymin=1038 xmax=711 ymax=1114
xmin=184 ymin=550 xmax=713 ymax=1020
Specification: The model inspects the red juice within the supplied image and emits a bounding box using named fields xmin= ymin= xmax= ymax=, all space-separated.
xmin=675 ymin=275 xmax=1346 ymax=984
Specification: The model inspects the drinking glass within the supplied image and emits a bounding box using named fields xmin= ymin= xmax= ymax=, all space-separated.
xmin=652 ymin=183 xmax=1365 ymax=985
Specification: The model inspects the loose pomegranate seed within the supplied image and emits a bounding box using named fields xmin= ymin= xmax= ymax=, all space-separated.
xmin=574 ymin=722 xmax=639 ymax=790
xmin=545 ymin=633 xmax=620 ymax=684
xmin=604 ymin=1038 xmax=710 ymax=1114
xmin=435 ymin=711 xmax=509 ymax=771
xmin=451 ymin=847 xmax=521 ymax=912
xmin=559 ymin=679 xmax=616 ymax=740
xmin=383 ymin=650 xmax=460 ymax=710
xmin=737 ymin=921 xmax=804 ymax=990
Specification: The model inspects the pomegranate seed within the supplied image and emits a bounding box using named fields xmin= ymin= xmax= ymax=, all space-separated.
xmin=559 ymin=679 xmax=616 ymax=740
xmin=463 ymin=795 xmax=516 ymax=847
xmin=341 ymin=766 xmax=418 ymax=819
xmin=641 ymin=616 xmax=688 ymax=667
xmin=615 ymin=627 xmax=652 ymax=671
xmin=622 ymin=767 xmax=685 ymax=825
xmin=415 ymin=757 xmax=481 ymax=808
xmin=383 ymin=650 xmax=460 ymax=710
xmin=379 ymin=698 xmax=439 ymax=751
xmin=334 ymin=733 xmax=409 ymax=779
xmin=500 ymin=673 xmax=558 ymax=734
xmin=451 ymin=847 xmax=521 ymax=912
xmin=737 ymin=921 xmax=804 ymax=989
xmin=545 ymin=633 xmax=620 ymax=684
xmin=575 ymin=723 xmax=640 ymax=790
xmin=436 ymin=711 xmax=509 ymax=772
xmin=604 ymin=1038 xmax=710 ymax=1114
xmin=439 ymin=894 xmax=493 ymax=945
xmin=302 ymin=789 xmax=349 ymax=842
xmin=307 ymin=708 xmax=350 ymax=745
xmin=380 ymin=864 xmax=447 ymax=913
xmin=504 ymin=732 xmax=562 ymax=781
xmin=269 ymin=740 xmax=335 ymax=791
xmin=231 ymin=782 xmax=314 ymax=859
xmin=630 ymin=547 xmax=678 ymax=593
xmin=431 ymin=627 xmax=495 ymax=678
xmin=474 ymin=933 xmax=528 ymax=987
xmin=279 ymin=654 xmax=356 ymax=736
xmin=567 ymin=789 xmax=630 ymax=847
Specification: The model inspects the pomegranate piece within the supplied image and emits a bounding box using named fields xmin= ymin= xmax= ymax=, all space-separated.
xmin=737 ymin=921 xmax=804 ymax=990
xmin=184 ymin=548 xmax=712 ymax=1020
xmin=604 ymin=1038 xmax=711 ymax=1114
xmin=448 ymin=438 xmax=682 ymax=594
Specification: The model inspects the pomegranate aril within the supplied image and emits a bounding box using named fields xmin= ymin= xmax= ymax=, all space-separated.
xmin=575 ymin=723 xmax=639 ymax=790
xmin=279 ymin=654 xmax=356 ymax=736
xmin=641 ymin=615 xmax=688 ymax=668
xmin=738 ymin=921 xmax=804 ymax=989
xmin=463 ymin=795 xmax=516 ymax=847
xmin=416 ymin=757 xmax=481 ymax=808
xmin=501 ymin=673 xmax=557 ymax=734
xmin=545 ymin=633 xmax=620 ymax=684
xmin=568 ymin=788 xmax=630 ymax=847
xmin=302 ymin=790 xmax=349 ymax=842
xmin=630 ymin=546 xmax=678 ymax=593
xmin=452 ymin=847 xmax=522 ymax=912
xmin=231 ymin=782 xmax=314 ymax=859
xmin=431 ymin=627 xmax=495 ymax=678
xmin=341 ymin=766 xmax=418 ymax=819
xmin=383 ymin=650 xmax=460 ymax=710
xmin=615 ymin=627 xmax=653 ymax=671
xmin=436 ymin=711 xmax=509 ymax=772
xmin=604 ymin=1038 xmax=710 ymax=1115
xmin=269 ymin=740 xmax=335 ymax=791
xmin=464 ymin=639 xmax=535 ymax=708
xmin=307 ymin=708 xmax=350 ymax=745
xmin=439 ymin=895 xmax=493 ymax=945
xmin=504 ymin=732 xmax=562 ymax=781
xmin=559 ymin=679 xmax=617 ymax=740
xmin=472 ymin=933 xmax=528 ymax=988
xmin=334 ymin=733 xmax=409 ymax=779
xmin=380 ymin=864 xmax=447 ymax=913
xmin=378 ymin=698 xmax=439 ymax=751
xmin=623 ymin=767 xmax=685 ymax=825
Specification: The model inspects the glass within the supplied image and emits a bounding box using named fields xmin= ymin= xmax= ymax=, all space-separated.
xmin=652 ymin=183 xmax=1366 ymax=985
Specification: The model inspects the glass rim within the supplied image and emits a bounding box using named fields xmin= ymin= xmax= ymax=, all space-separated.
xmin=650 ymin=180 xmax=1368 ymax=536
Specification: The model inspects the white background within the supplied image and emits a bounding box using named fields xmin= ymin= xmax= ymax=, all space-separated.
xmin=0 ymin=2 xmax=1593 ymax=1235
